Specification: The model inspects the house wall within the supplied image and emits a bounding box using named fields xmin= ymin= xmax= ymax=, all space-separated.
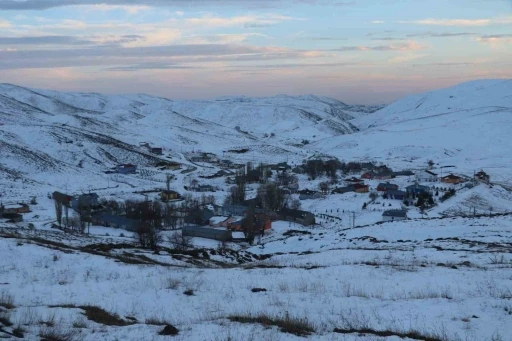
xmin=183 ymin=226 xmax=232 ymax=241
xmin=382 ymin=216 xmax=406 ymax=222
xmin=442 ymin=178 xmax=461 ymax=184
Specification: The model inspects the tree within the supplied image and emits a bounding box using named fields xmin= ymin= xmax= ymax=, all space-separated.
xmin=428 ymin=160 xmax=435 ymax=169
xmin=54 ymin=199 xmax=63 ymax=227
xmin=319 ymin=181 xmax=330 ymax=195
xmin=168 ymin=231 xmax=194 ymax=251
xmin=242 ymin=204 xmax=256 ymax=245
xmin=257 ymin=183 xmax=285 ymax=212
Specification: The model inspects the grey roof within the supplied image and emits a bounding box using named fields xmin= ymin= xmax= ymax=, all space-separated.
xmin=406 ymin=184 xmax=430 ymax=191
xmin=382 ymin=210 xmax=407 ymax=218
xmin=92 ymin=213 xmax=140 ymax=230
xmin=378 ymin=182 xmax=398 ymax=189
xmin=385 ymin=190 xmax=406 ymax=196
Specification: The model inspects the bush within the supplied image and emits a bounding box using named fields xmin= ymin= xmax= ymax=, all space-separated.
xmin=183 ymin=289 xmax=195 ymax=296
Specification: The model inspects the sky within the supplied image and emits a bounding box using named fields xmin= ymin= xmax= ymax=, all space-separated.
xmin=0 ymin=0 xmax=511 ymax=104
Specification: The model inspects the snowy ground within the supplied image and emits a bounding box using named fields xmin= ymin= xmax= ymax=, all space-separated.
xmin=1 ymin=213 xmax=511 ymax=341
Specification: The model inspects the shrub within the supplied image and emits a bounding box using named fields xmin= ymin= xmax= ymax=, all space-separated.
xmin=0 ymin=291 xmax=15 ymax=309
xmin=183 ymin=289 xmax=195 ymax=296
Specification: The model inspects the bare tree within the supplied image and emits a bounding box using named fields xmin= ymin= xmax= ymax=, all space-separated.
xmin=168 ymin=231 xmax=194 ymax=251
xmin=428 ymin=160 xmax=435 ymax=169
xmin=54 ymin=199 xmax=63 ymax=227
xmin=242 ymin=204 xmax=256 ymax=244
xmin=64 ymin=205 xmax=69 ymax=228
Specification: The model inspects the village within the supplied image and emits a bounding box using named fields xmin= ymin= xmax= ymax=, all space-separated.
xmin=0 ymin=143 xmax=495 ymax=249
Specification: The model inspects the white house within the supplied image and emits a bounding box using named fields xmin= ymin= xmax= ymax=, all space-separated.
xmin=416 ymin=170 xmax=438 ymax=182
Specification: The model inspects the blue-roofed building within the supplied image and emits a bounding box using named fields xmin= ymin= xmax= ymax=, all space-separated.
xmin=406 ymin=183 xmax=430 ymax=195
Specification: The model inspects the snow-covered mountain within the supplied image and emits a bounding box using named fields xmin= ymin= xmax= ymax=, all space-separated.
xmin=316 ymin=79 xmax=512 ymax=182
xmin=0 ymin=79 xmax=511 ymax=192
xmin=0 ymin=83 xmax=380 ymax=192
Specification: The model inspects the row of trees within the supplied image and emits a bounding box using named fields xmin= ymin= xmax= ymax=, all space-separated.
xmin=301 ymin=159 xmax=391 ymax=181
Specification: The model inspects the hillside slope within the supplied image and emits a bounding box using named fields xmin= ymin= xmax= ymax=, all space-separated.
xmin=313 ymin=79 xmax=512 ymax=181
xmin=0 ymin=83 xmax=379 ymax=194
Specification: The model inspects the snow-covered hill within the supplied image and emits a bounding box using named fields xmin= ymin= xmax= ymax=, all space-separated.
xmin=0 ymin=79 xmax=511 ymax=197
xmin=0 ymin=83 xmax=377 ymax=184
xmin=314 ymin=79 xmax=512 ymax=182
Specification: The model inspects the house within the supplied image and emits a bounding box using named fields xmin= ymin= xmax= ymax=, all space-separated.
xmin=441 ymin=174 xmax=462 ymax=184
xmin=71 ymin=193 xmax=99 ymax=210
xmin=228 ymin=214 xmax=272 ymax=233
xmin=475 ymin=170 xmax=490 ymax=183
xmin=292 ymin=166 xmax=305 ymax=174
xmin=377 ymin=182 xmax=398 ymax=192
xmin=392 ymin=170 xmax=415 ymax=177
xmin=219 ymin=159 xmax=234 ymax=168
xmin=271 ymin=162 xmax=291 ymax=172
xmin=116 ymin=164 xmax=137 ymax=174
xmin=299 ymin=189 xmax=322 ymax=200
xmin=416 ymin=170 xmax=438 ymax=182
xmin=352 ymin=183 xmax=369 ymax=193
xmin=1 ymin=203 xmax=31 ymax=214
xmin=361 ymin=172 xmax=375 ymax=180
xmin=385 ymin=190 xmax=407 ymax=200
xmin=220 ymin=204 xmax=247 ymax=217
xmin=151 ymin=147 xmax=163 ymax=155
xmin=52 ymin=191 xmax=73 ymax=207
xmin=196 ymin=185 xmax=216 ymax=192
xmin=332 ymin=186 xmax=354 ymax=194
xmin=184 ymin=208 xmax=215 ymax=226
xmin=406 ymin=183 xmax=430 ymax=195
xmin=160 ymin=190 xmax=181 ymax=201
xmin=1 ymin=213 xmax=23 ymax=223
xmin=382 ymin=210 xmax=407 ymax=222
xmin=278 ymin=208 xmax=315 ymax=226
xmin=92 ymin=213 xmax=140 ymax=231
xmin=231 ymin=231 xmax=246 ymax=242
xmin=157 ymin=161 xmax=181 ymax=171
xmin=182 ymin=226 xmax=232 ymax=242
xmin=345 ymin=177 xmax=363 ymax=185
xmin=374 ymin=172 xmax=394 ymax=180
xmin=210 ymin=216 xmax=233 ymax=227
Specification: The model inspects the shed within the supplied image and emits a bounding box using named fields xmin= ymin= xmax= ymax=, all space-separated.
xmin=382 ymin=210 xmax=407 ymax=222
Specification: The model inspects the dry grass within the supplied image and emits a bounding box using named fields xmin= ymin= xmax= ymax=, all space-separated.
xmin=0 ymin=291 xmax=15 ymax=309
xmin=39 ymin=325 xmax=83 ymax=341
xmin=78 ymin=306 xmax=131 ymax=326
xmin=228 ymin=313 xmax=315 ymax=337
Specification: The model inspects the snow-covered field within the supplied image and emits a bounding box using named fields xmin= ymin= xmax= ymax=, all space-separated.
xmin=1 ymin=214 xmax=511 ymax=341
